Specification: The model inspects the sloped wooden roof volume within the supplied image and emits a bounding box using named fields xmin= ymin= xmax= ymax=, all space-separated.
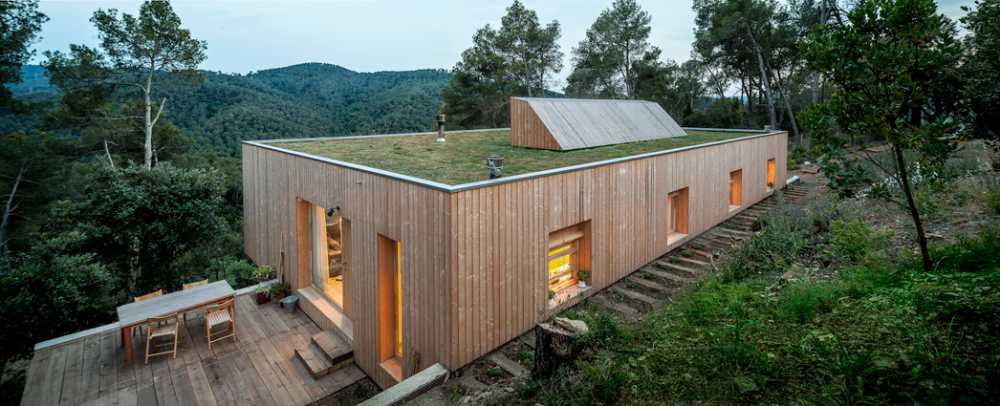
xmin=510 ymin=97 xmax=686 ymax=150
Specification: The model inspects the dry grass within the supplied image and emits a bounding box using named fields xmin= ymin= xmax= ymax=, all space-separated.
xmin=269 ymin=130 xmax=759 ymax=185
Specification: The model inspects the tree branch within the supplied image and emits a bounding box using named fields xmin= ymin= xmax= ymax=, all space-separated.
xmin=151 ymin=97 xmax=167 ymax=127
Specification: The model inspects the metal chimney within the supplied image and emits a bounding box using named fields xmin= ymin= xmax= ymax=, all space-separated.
xmin=486 ymin=154 xmax=504 ymax=179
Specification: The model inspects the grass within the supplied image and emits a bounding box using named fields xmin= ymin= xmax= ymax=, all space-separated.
xmin=269 ymin=129 xmax=759 ymax=185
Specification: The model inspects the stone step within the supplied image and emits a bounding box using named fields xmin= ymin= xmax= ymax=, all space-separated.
xmin=642 ymin=267 xmax=695 ymax=284
xmin=590 ymin=294 xmax=639 ymax=318
xmin=610 ymin=286 xmax=659 ymax=308
xmin=656 ymin=261 xmax=701 ymax=278
xmin=311 ymin=331 xmax=353 ymax=373
xmin=628 ymin=275 xmax=672 ymax=294
xmin=295 ymin=343 xmax=333 ymax=379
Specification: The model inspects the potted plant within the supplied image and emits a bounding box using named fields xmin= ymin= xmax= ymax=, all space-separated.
xmin=270 ymin=282 xmax=291 ymax=300
xmin=548 ymin=289 xmax=556 ymax=300
xmin=255 ymin=285 xmax=271 ymax=304
xmin=578 ymin=271 xmax=590 ymax=289
xmin=253 ymin=265 xmax=274 ymax=304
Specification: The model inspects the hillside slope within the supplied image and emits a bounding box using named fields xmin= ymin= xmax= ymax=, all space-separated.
xmin=4 ymin=63 xmax=452 ymax=151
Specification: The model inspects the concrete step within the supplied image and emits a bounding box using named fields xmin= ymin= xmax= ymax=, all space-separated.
xmin=359 ymin=363 xmax=449 ymax=406
xmin=656 ymin=261 xmax=701 ymax=278
xmin=311 ymin=331 xmax=353 ymax=373
xmin=642 ymin=266 xmax=695 ymax=284
xmin=718 ymin=227 xmax=752 ymax=237
xmin=628 ymin=275 xmax=672 ymax=294
xmin=683 ymin=247 xmax=714 ymax=259
xmin=672 ymin=255 xmax=709 ymax=268
xmin=295 ymin=343 xmax=333 ymax=379
xmin=610 ymin=286 xmax=659 ymax=310
xmin=488 ymin=352 xmax=529 ymax=378
xmin=590 ymin=294 xmax=639 ymax=318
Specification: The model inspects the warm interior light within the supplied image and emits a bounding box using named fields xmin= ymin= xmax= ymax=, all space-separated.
xmin=548 ymin=243 xmax=576 ymax=292
xmin=395 ymin=241 xmax=403 ymax=358
xmin=767 ymin=159 xmax=776 ymax=189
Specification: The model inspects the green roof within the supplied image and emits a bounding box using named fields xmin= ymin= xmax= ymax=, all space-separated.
xmin=268 ymin=129 xmax=760 ymax=185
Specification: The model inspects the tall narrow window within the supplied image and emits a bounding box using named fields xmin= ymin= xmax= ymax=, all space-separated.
xmin=729 ymin=169 xmax=743 ymax=211
xmin=547 ymin=222 xmax=591 ymax=307
xmin=667 ymin=187 xmax=689 ymax=244
xmin=378 ymin=235 xmax=402 ymax=381
xmin=766 ymin=158 xmax=776 ymax=192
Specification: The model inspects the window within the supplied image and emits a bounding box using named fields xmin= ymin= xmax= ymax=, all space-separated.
xmin=667 ymin=187 xmax=689 ymax=244
xmin=377 ymin=235 xmax=402 ymax=381
xmin=548 ymin=241 xmax=579 ymax=293
xmin=547 ymin=222 xmax=591 ymax=307
xmin=766 ymin=158 xmax=776 ymax=192
xmin=729 ymin=169 xmax=742 ymax=211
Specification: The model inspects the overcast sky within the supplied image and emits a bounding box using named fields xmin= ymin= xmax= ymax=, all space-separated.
xmin=31 ymin=0 xmax=974 ymax=89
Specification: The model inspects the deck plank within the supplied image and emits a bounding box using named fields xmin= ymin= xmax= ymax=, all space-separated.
xmin=21 ymin=293 xmax=360 ymax=406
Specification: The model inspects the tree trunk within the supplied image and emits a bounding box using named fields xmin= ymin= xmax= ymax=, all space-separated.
xmin=774 ymin=70 xmax=801 ymax=143
xmin=892 ymin=143 xmax=932 ymax=271
xmin=747 ymin=27 xmax=778 ymax=130
xmin=104 ymin=139 xmax=116 ymax=169
xmin=0 ymin=166 xmax=25 ymax=254
xmin=143 ymin=74 xmax=153 ymax=170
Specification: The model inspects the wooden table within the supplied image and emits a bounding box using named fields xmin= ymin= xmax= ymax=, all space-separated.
xmin=117 ymin=281 xmax=235 ymax=363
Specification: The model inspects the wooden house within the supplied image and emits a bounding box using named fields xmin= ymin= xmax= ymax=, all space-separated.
xmin=242 ymin=98 xmax=788 ymax=388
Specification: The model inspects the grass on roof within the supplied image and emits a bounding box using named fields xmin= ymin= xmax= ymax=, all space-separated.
xmin=270 ymin=130 xmax=759 ymax=185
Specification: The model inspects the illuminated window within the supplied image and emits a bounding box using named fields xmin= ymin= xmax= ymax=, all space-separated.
xmin=766 ymin=158 xmax=776 ymax=191
xmin=546 ymin=222 xmax=591 ymax=308
xmin=547 ymin=242 xmax=578 ymax=293
xmin=668 ymin=187 xmax=689 ymax=243
xmin=378 ymin=235 xmax=402 ymax=381
xmin=729 ymin=169 xmax=742 ymax=210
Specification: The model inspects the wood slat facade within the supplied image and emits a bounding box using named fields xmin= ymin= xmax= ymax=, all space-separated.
xmin=242 ymin=130 xmax=787 ymax=388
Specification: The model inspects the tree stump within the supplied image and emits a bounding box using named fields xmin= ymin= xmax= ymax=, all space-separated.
xmin=532 ymin=317 xmax=588 ymax=378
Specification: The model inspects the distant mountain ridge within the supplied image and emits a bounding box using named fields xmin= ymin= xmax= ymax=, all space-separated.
xmin=4 ymin=63 xmax=452 ymax=151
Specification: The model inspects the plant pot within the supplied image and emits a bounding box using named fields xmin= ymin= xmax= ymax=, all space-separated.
xmin=577 ymin=281 xmax=588 ymax=289
xmin=255 ymin=291 xmax=271 ymax=304
xmin=280 ymin=295 xmax=299 ymax=312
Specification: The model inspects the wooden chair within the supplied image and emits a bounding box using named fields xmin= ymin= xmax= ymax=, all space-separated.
xmin=144 ymin=313 xmax=180 ymax=364
xmin=182 ymin=280 xmax=209 ymax=322
xmin=205 ymin=298 xmax=237 ymax=352
xmin=132 ymin=289 xmax=164 ymax=337
xmin=134 ymin=289 xmax=163 ymax=302
xmin=183 ymin=279 xmax=208 ymax=290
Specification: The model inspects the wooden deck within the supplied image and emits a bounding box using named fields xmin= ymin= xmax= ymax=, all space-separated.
xmin=19 ymin=294 xmax=367 ymax=406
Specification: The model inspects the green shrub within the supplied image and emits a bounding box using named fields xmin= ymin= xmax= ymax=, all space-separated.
xmin=212 ymin=257 xmax=258 ymax=288
xmin=988 ymin=187 xmax=1000 ymax=215
xmin=830 ymin=219 xmax=889 ymax=263
xmin=721 ymin=211 xmax=807 ymax=281
xmin=778 ymin=281 xmax=837 ymax=322
xmin=928 ymin=229 xmax=1000 ymax=273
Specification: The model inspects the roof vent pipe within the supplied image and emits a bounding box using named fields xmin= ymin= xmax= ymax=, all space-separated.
xmin=436 ymin=113 xmax=446 ymax=142
xmin=487 ymin=154 xmax=504 ymax=179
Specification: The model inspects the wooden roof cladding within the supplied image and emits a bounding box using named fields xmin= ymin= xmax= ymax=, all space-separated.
xmin=511 ymin=97 xmax=686 ymax=150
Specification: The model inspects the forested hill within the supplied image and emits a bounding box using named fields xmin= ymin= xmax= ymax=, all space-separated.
xmin=7 ymin=63 xmax=452 ymax=151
